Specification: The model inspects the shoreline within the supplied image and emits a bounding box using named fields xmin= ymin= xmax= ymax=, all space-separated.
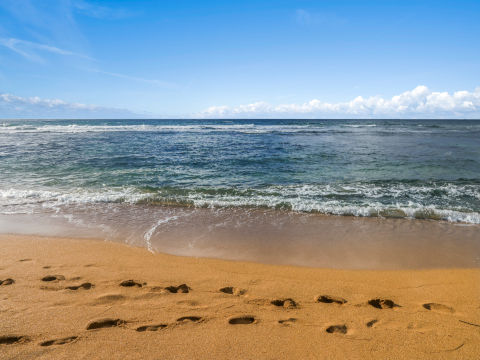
xmin=2 ymin=209 xmax=479 ymax=269
xmin=1 ymin=234 xmax=480 ymax=359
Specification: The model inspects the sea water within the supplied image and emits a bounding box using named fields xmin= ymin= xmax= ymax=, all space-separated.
xmin=1 ymin=119 xmax=479 ymax=268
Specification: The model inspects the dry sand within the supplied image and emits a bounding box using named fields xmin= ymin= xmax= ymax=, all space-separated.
xmin=1 ymin=234 xmax=479 ymax=359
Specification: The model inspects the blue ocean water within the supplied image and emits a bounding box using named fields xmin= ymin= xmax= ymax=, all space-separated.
xmin=0 ymin=119 xmax=479 ymax=224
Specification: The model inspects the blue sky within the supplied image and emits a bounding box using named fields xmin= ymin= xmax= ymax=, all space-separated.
xmin=0 ymin=0 xmax=479 ymax=118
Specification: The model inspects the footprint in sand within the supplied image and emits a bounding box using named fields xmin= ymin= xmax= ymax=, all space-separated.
xmin=93 ymin=294 xmax=126 ymax=305
xmin=219 ymin=286 xmax=246 ymax=296
xmin=229 ymin=316 xmax=256 ymax=325
xmin=366 ymin=319 xmax=378 ymax=327
xmin=66 ymin=282 xmax=94 ymax=291
xmin=315 ymin=295 xmax=347 ymax=305
xmin=86 ymin=318 xmax=126 ymax=330
xmin=0 ymin=278 xmax=15 ymax=286
xmin=271 ymin=298 xmax=297 ymax=309
xmin=423 ymin=303 xmax=455 ymax=313
xmin=368 ymin=299 xmax=399 ymax=309
xmin=176 ymin=316 xmax=202 ymax=323
xmin=42 ymin=275 xmax=65 ymax=282
xmin=326 ymin=325 xmax=348 ymax=334
xmin=165 ymin=284 xmax=191 ymax=293
xmin=39 ymin=336 xmax=78 ymax=347
xmin=0 ymin=336 xmax=30 ymax=345
xmin=136 ymin=324 xmax=168 ymax=332
xmin=278 ymin=318 xmax=297 ymax=326
xmin=120 ymin=280 xmax=144 ymax=287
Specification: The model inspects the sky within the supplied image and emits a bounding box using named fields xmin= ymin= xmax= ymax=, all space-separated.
xmin=0 ymin=0 xmax=479 ymax=119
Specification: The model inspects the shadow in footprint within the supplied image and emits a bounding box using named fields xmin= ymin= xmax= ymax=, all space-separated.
xmin=165 ymin=284 xmax=191 ymax=293
xmin=326 ymin=325 xmax=348 ymax=334
xmin=66 ymin=282 xmax=94 ymax=291
xmin=40 ymin=336 xmax=78 ymax=347
xmin=229 ymin=316 xmax=255 ymax=325
xmin=177 ymin=316 xmax=202 ymax=323
xmin=0 ymin=278 xmax=15 ymax=286
xmin=86 ymin=318 xmax=126 ymax=330
xmin=279 ymin=318 xmax=297 ymax=326
xmin=316 ymin=295 xmax=347 ymax=305
xmin=0 ymin=336 xmax=30 ymax=345
xmin=366 ymin=319 xmax=378 ymax=328
xmin=120 ymin=280 xmax=143 ymax=287
xmin=136 ymin=324 xmax=168 ymax=332
xmin=219 ymin=286 xmax=245 ymax=296
xmin=368 ymin=299 xmax=399 ymax=309
xmin=423 ymin=303 xmax=454 ymax=313
xmin=42 ymin=275 xmax=65 ymax=282
xmin=271 ymin=298 xmax=297 ymax=309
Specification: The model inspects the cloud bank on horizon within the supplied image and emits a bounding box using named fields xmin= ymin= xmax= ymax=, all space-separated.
xmin=200 ymin=86 xmax=480 ymax=119
xmin=1 ymin=85 xmax=479 ymax=119
xmin=0 ymin=93 xmax=139 ymax=119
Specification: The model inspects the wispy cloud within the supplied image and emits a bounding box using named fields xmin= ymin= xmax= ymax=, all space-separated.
xmin=0 ymin=37 xmax=92 ymax=62
xmin=72 ymin=0 xmax=137 ymax=19
xmin=0 ymin=93 xmax=141 ymax=119
xmin=89 ymin=69 xmax=178 ymax=88
xmin=199 ymin=86 xmax=480 ymax=119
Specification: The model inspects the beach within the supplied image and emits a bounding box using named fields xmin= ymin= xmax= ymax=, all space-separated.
xmin=1 ymin=233 xmax=479 ymax=359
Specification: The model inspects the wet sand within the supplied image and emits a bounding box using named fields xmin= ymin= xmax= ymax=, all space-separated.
xmin=1 ymin=234 xmax=480 ymax=359
xmin=1 ymin=208 xmax=480 ymax=269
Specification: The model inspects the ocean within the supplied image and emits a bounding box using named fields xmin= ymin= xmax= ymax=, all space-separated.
xmin=1 ymin=119 xmax=479 ymax=268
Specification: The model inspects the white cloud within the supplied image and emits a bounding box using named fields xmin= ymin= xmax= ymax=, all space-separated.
xmin=89 ymin=69 xmax=177 ymax=88
xmin=198 ymin=86 xmax=480 ymax=119
xmin=72 ymin=0 xmax=136 ymax=19
xmin=0 ymin=37 xmax=92 ymax=62
xmin=0 ymin=93 xmax=140 ymax=119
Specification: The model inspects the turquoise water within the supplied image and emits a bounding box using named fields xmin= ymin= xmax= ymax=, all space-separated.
xmin=1 ymin=119 xmax=479 ymax=224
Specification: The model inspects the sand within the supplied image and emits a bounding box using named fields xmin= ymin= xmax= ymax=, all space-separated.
xmin=1 ymin=234 xmax=479 ymax=359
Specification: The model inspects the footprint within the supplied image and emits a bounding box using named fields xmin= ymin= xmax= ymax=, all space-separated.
xmin=423 ymin=303 xmax=455 ymax=313
xmin=176 ymin=299 xmax=200 ymax=306
xmin=229 ymin=316 xmax=255 ymax=325
xmin=136 ymin=324 xmax=168 ymax=332
xmin=165 ymin=284 xmax=191 ymax=293
xmin=66 ymin=282 xmax=94 ymax=291
xmin=120 ymin=280 xmax=143 ymax=287
xmin=368 ymin=299 xmax=399 ymax=309
xmin=271 ymin=298 xmax=297 ymax=309
xmin=176 ymin=316 xmax=202 ymax=323
xmin=219 ymin=286 xmax=245 ymax=296
xmin=42 ymin=275 xmax=65 ymax=282
xmin=278 ymin=318 xmax=297 ymax=326
xmin=39 ymin=336 xmax=78 ymax=347
xmin=86 ymin=318 xmax=126 ymax=330
xmin=315 ymin=295 xmax=347 ymax=305
xmin=0 ymin=278 xmax=15 ymax=286
xmin=0 ymin=336 xmax=30 ymax=345
xmin=93 ymin=294 xmax=126 ymax=305
xmin=326 ymin=325 xmax=348 ymax=334
xmin=366 ymin=319 xmax=378 ymax=327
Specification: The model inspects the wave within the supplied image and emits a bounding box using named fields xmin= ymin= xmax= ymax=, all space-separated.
xmin=1 ymin=182 xmax=479 ymax=224
xmin=2 ymin=122 xmax=479 ymax=134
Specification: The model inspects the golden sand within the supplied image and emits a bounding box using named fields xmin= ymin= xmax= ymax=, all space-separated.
xmin=1 ymin=234 xmax=479 ymax=359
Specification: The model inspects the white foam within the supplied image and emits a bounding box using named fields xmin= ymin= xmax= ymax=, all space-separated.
xmin=1 ymin=183 xmax=479 ymax=224
xmin=144 ymin=215 xmax=179 ymax=252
